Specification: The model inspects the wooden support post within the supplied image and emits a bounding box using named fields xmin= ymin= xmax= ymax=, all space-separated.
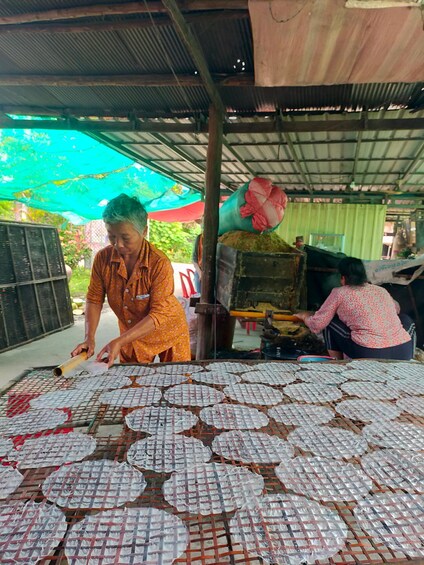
xmin=196 ymin=104 xmax=223 ymax=360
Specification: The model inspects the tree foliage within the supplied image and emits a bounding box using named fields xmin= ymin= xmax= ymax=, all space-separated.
xmin=59 ymin=225 xmax=91 ymax=269
xmin=149 ymin=220 xmax=201 ymax=263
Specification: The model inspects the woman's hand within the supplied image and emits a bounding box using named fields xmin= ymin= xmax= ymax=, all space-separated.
xmin=71 ymin=338 xmax=95 ymax=358
xmin=96 ymin=338 xmax=122 ymax=368
xmin=293 ymin=311 xmax=313 ymax=323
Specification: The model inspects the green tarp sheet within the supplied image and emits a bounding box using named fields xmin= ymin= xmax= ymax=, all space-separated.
xmin=0 ymin=128 xmax=202 ymax=223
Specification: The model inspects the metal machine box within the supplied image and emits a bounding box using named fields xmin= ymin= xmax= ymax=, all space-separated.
xmin=216 ymin=243 xmax=306 ymax=312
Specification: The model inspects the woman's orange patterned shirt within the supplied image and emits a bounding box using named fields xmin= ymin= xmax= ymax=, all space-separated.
xmin=86 ymin=239 xmax=190 ymax=362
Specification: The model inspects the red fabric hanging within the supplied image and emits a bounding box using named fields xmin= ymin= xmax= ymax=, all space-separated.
xmin=148 ymin=201 xmax=204 ymax=222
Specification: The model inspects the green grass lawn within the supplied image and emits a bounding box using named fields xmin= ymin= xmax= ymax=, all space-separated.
xmin=68 ymin=267 xmax=91 ymax=299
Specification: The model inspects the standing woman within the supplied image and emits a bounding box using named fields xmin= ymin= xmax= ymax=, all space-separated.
xmin=71 ymin=194 xmax=190 ymax=367
xmin=295 ymin=257 xmax=415 ymax=360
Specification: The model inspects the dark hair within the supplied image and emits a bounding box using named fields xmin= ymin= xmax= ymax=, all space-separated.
xmin=338 ymin=257 xmax=368 ymax=286
xmin=102 ymin=193 xmax=147 ymax=234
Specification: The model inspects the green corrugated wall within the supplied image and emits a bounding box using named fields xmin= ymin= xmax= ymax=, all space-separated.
xmin=276 ymin=203 xmax=387 ymax=260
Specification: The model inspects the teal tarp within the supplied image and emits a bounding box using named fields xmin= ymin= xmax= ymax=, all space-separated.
xmin=0 ymin=129 xmax=202 ymax=223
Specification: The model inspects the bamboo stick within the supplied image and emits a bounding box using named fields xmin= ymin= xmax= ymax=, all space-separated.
xmin=53 ymin=351 xmax=88 ymax=377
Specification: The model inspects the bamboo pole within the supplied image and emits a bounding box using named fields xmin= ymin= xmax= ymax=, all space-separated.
xmin=53 ymin=351 xmax=88 ymax=377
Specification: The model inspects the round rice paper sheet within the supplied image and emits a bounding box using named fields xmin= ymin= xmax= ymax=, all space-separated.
xmin=297 ymin=370 xmax=348 ymax=386
xmin=107 ymin=365 xmax=157 ymax=377
xmin=9 ymin=432 xmax=96 ymax=469
xmin=361 ymin=449 xmax=424 ymax=494
xmin=397 ymin=396 xmax=424 ymax=417
xmin=276 ymin=456 xmax=372 ymax=502
xmin=30 ymin=389 xmax=95 ymax=409
xmin=0 ymin=501 xmax=67 ymax=564
xmin=135 ymin=374 xmax=188 ymax=387
xmin=0 ymin=437 xmax=13 ymax=457
xmin=65 ymin=507 xmax=189 ymax=565
xmin=241 ymin=370 xmax=297 ymax=386
xmin=298 ymin=363 xmax=347 ymax=373
xmin=164 ymin=384 xmax=225 ymax=407
xmin=154 ymin=363 xmax=205 ymax=375
xmin=254 ymin=362 xmax=301 ymax=373
xmin=385 ymin=362 xmax=424 ymax=380
xmin=200 ymin=404 xmax=269 ymax=430
xmin=341 ymin=381 xmax=399 ymax=400
xmin=212 ymin=430 xmax=294 ymax=464
xmin=127 ymin=434 xmax=211 ymax=473
xmin=362 ymin=421 xmax=424 ymax=451
xmin=268 ymin=403 xmax=334 ymax=426
xmin=42 ymin=459 xmax=146 ymax=508
xmin=284 ymin=382 xmax=342 ymax=403
xmin=163 ymin=462 xmax=264 ymax=515
xmin=204 ymin=361 xmax=254 ymax=373
xmin=99 ymin=387 xmax=161 ymax=408
xmin=347 ymin=359 xmax=389 ymax=372
xmin=288 ymin=425 xmax=368 ymax=460
xmin=125 ymin=406 xmax=198 ymax=435
xmin=335 ymin=399 xmax=401 ymax=423
xmin=342 ymin=368 xmax=388 ymax=383
xmin=223 ymin=383 xmax=284 ymax=406
xmin=0 ymin=466 xmax=24 ymax=499
xmin=393 ymin=378 xmax=424 ymax=396
xmin=230 ymin=494 xmax=348 ymax=564
xmin=192 ymin=371 xmax=241 ymax=386
xmin=0 ymin=409 xmax=68 ymax=437
xmin=355 ymin=493 xmax=424 ymax=558
xmin=74 ymin=375 xmax=131 ymax=391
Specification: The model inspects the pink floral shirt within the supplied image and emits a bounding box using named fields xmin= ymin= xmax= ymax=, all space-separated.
xmin=305 ymin=284 xmax=411 ymax=349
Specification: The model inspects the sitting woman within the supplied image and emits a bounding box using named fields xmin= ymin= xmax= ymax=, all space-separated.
xmin=295 ymin=257 xmax=415 ymax=360
xmin=71 ymin=193 xmax=190 ymax=367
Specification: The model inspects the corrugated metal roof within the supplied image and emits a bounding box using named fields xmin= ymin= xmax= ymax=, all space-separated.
xmin=0 ymin=2 xmax=422 ymax=203
xmin=89 ymin=110 xmax=424 ymax=196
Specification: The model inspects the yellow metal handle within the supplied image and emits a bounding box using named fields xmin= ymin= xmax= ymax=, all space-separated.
xmin=229 ymin=310 xmax=298 ymax=322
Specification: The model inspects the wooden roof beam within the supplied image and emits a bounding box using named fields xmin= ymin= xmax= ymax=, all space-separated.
xmin=162 ymin=0 xmax=225 ymax=113
xmin=0 ymin=73 xmax=253 ymax=87
xmin=2 ymin=117 xmax=424 ymax=133
xmin=0 ymin=11 xmax=248 ymax=34
xmin=351 ymin=130 xmax=363 ymax=185
xmin=0 ymin=1 xmax=247 ymax=25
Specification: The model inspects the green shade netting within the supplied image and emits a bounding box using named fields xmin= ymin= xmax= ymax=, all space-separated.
xmin=0 ymin=129 xmax=202 ymax=223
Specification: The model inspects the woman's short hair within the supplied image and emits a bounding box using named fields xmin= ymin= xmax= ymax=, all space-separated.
xmin=338 ymin=257 xmax=368 ymax=286
xmin=102 ymin=193 xmax=147 ymax=234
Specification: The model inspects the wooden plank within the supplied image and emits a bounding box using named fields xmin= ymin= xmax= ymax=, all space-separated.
xmin=0 ymin=0 xmax=248 ymax=25
xmin=0 ymin=11 xmax=248 ymax=34
xmin=1 ymin=116 xmax=423 ymax=133
xmin=225 ymin=118 xmax=424 ymax=134
xmin=162 ymin=0 xmax=225 ymax=113
xmin=0 ymin=73 xmax=253 ymax=87
xmin=196 ymin=104 xmax=223 ymax=359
